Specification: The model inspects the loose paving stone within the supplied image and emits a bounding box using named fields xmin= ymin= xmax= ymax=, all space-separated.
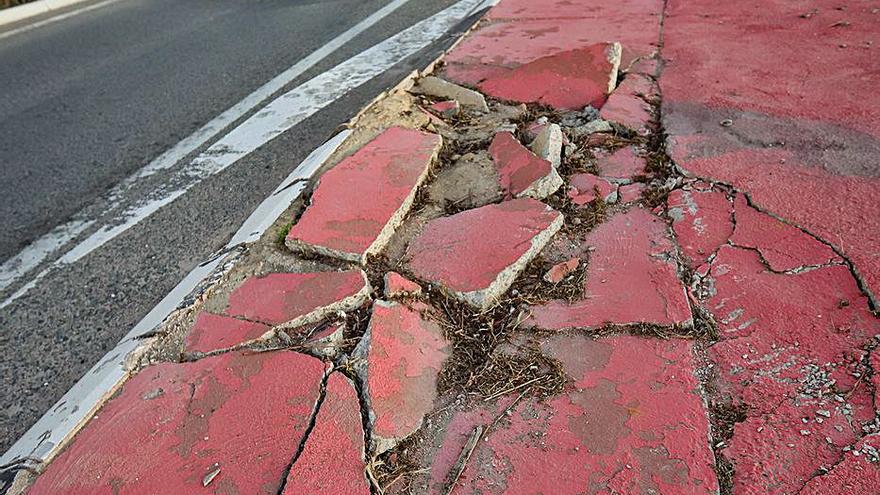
xmin=184 ymin=312 xmax=270 ymax=354
xmin=596 ymin=145 xmax=645 ymax=181
xmin=28 ymin=351 xmax=326 ymax=495
xmin=699 ymin=245 xmax=880 ymax=494
xmin=730 ymin=194 xmax=842 ymax=271
xmin=428 ymin=99 xmax=460 ymax=117
xmin=286 ymin=127 xmax=442 ymax=262
xmin=667 ymin=186 xmax=734 ymax=267
xmin=567 ymin=173 xmax=617 ymax=205
xmin=529 ymin=123 xmax=563 ymax=168
xmin=474 ymin=44 xmax=622 ymax=110
xmin=530 ymin=208 xmax=692 ymax=330
xmin=364 ymin=300 xmax=450 ymax=454
xmin=799 ymin=433 xmax=880 ymax=494
xmin=544 ymin=257 xmax=579 ymax=284
xmin=283 ymin=373 xmax=370 ymax=495
xmin=384 ymin=271 xmax=422 ymax=298
xmin=407 ymin=198 xmax=563 ymax=309
xmin=423 ymin=335 xmax=718 ymax=494
xmin=489 ymin=131 xmax=562 ymax=199
xmin=224 ymin=270 xmax=371 ymax=331
xmin=618 ymin=182 xmax=647 ymax=203
xmin=600 ymin=74 xmax=655 ymax=134
xmin=410 ymin=76 xmax=489 ymax=112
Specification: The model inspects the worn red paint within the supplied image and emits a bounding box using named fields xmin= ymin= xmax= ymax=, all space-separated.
xmin=600 ymin=73 xmax=655 ymax=134
xmin=283 ymin=373 xmax=369 ymax=495
xmin=530 ymin=208 xmax=692 ymax=330
xmin=428 ymin=100 xmax=459 ymax=116
xmin=286 ymin=127 xmax=441 ymax=260
xmin=224 ymin=270 xmax=366 ymax=327
xmin=667 ymin=185 xmax=733 ymax=267
xmin=184 ymin=312 xmax=269 ymax=354
xmin=475 ymin=45 xmax=618 ymax=110
xmin=799 ymin=433 xmax=880 ymax=494
xmin=29 ymin=351 xmax=326 ymax=494
xmin=406 ymin=198 xmax=561 ymax=298
xmin=567 ymin=173 xmax=617 ymax=205
xmin=427 ymin=335 xmax=717 ymax=494
xmin=367 ymin=300 xmax=449 ymax=452
xmin=662 ymin=0 xmax=880 ymax=302
xmin=618 ymin=182 xmax=646 ymax=203
xmin=596 ymin=146 xmax=645 ymax=181
xmin=384 ymin=271 xmax=422 ymax=298
xmin=489 ymin=131 xmax=555 ymax=197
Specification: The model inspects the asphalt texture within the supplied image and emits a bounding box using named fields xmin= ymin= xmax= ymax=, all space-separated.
xmin=0 ymin=0 xmax=464 ymax=453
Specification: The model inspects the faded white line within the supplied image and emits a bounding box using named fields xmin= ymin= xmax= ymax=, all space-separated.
xmin=55 ymin=0 xmax=483 ymax=265
xmin=0 ymin=0 xmax=415 ymax=296
xmin=0 ymin=131 xmax=351 ymax=466
xmin=0 ymin=0 xmax=122 ymax=41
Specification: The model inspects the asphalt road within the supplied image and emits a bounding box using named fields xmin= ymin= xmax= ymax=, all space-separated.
xmin=0 ymin=0 xmax=466 ymax=454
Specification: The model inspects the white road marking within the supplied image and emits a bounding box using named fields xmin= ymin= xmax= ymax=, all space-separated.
xmin=0 ymin=0 xmax=415 ymax=297
xmin=1 ymin=0 xmax=487 ymax=464
xmin=0 ymin=0 xmax=122 ymax=41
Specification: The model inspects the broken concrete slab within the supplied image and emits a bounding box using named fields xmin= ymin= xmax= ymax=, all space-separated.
xmin=489 ymin=131 xmax=562 ymax=199
xmin=384 ymin=271 xmax=422 ymax=299
xmin=618 ymin=182 xmax=646 ymax=203
xmin=530 ymin=208 xmax=692 ymax=330
xmin=427 ymin=99 xmax=460 ymax=117
xmin=799 ymin=433 xmax=880 ymax=494
xmin=184 ymin=312 xmax=270 ymax=354
xmin=529 ymin=122 xmax=563 ymax=168
xmin=544 ymin=258 xmax=579 ymax=283
xmin=473 ymin=44 xmax=622 ymax=110
xmin=223 ymin=270 xmax=371 ymax=331
xmin=426 ymin=151 xmax=503 ymax=212
xmin=596 ymin=146 xmax=646 ymax=181
xmin=283 ymin=373 xmax=370 ymax=495
xmin=667 ymin=187 xmax=734 ymax=267
xmin=286 ymin=127 xmax=442 ymax=263
xmin=363 ymin=300 xmax=449 ymax=454
xmin=407 ymin=198 xmax=563 ymax=309
xmin=421 ymin=335 xmax=718 ymax=494
xmin=568 ymin=173 xmax=618 ymax=205
xmin=297 ymin=322 xmax=345 ymax=359
xmin=600 ymin=91 xmax=654 ymax=135
xmin=731 ymin=194 xmax=842 ymax=271
xmin=28 ymin=351 xmax=326 ymax=494
xmin=410 ymin=76 xmax=489 ymax=112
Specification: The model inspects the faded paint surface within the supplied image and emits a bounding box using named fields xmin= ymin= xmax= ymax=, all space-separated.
xmin=667 ymin=186 xmax=733 ymax=267
xmin=596 ymin=146 xmax=645 ymax=181
xmin=567 ymin=173 xmax=617 ymax=205
xmin=530 ymin=208 xmax=691 ymax=330
xmin=29 ymin=351 xmax=326 ymax=494
xmin=185 ymin=312 xmax=269 ymax=353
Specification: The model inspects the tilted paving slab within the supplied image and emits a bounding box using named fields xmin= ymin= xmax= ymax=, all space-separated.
xmin=407 ymin=198 xmax=563 ymax=309
xmin=286 ymin=127 xmax=442 ymax=263
xmin=600 ymin=74 xmax=655 ymax=134
xmin=530 ymin=208 xmax=692 ymax=330
xmin=361 ymin=300 xmax=450 ymax=454
xmin=489 ymin=131 xmax=562 ymax=200
xmin=416 ymin=335 xmax=718 ymax=494
xmin=223 ymin=270 xmax=370 ymax=331
xmin=28 ymin=351 xmax=326 ymax=494
xmin=410 ymin=76 xmax=488 ymax=112
xmin=283 ymin=373 xmax=370 ymax=495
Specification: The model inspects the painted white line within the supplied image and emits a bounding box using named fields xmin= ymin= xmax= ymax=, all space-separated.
xmin=0 ymin=0 xmax=415 ymax=297
xmin=0 ymin=130 xmax=351 ymax=466
xmin=0 ymin=0 xmax=121 ymax=40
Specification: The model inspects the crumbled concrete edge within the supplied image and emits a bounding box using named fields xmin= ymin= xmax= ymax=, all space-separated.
xmin=272 ymin=271 xmax=373 ymax=334
xmin=460 ymin=210 xmax=565 ymax=310
xmin=530 ymin=123 xmax=563 ymax=169
xmin=605 ymin=42 xmax=623 ymax=93
xmin=518 ymin=165 xmax=564 ymax=200
xmin=410 ymin=76 xmax=489 ymax=112
xmin=363 ymin=136 xmax=443 ymax=263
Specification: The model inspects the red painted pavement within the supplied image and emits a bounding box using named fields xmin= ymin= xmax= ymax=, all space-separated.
xmin=618 ymin=182 xmax=646 ymax=203
xmin=667 ymin=185 xmax=733 ymax=267
xmin=283 ymin=373 xmax=369 ymax=495
xmin=366 ymin=301 xmax=449 ymax=453
xmin=600 ymin=74 xmax=655 ymax=134
xmin=567 ymin=173 xmax=616 ymax=205
xmin=29 ymin=351 xmax=326 ymax=494
xmin=184 ymin=312 xmax=269 ymax=354
xmin=286 ymin=127 xmax=441 ymax=261
xmin=429 ymin=335 xmax=717 ymax=494
xmin=661 ymin=0 xmax=880 ymax=301
xmin=488 ymin=131 xmax=554 ymax=198
xmin=224 ymin=270 xmax=366 ymax=326
xmin=596 ymin=146 xmax=646 ymax=181
xmin=530 ymin=208 xmax=692 ymax=330
xmin=384 ymin=271 xmax=422 ymax=298
xmin=799 ymin=433 xmax=880 ymax=494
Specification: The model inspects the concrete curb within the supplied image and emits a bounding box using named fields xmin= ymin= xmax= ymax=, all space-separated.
xmin=0 ymin=0 xmax=94 ymax=28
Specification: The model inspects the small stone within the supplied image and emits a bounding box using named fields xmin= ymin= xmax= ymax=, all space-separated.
xmin=383 ymin=272 xmax=422 ymax=299
xmin=530 ymin=123 xmax=563 ymax=168
xmin=544 ymin=258 xmax=580 ymax=284
xmin=411 ymin=76 xmax=489 ymax=112
xmin=720 ymin=119 xmax=733 ymax=127
xmin=428 ymin=99 xmax=460 ymax=116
